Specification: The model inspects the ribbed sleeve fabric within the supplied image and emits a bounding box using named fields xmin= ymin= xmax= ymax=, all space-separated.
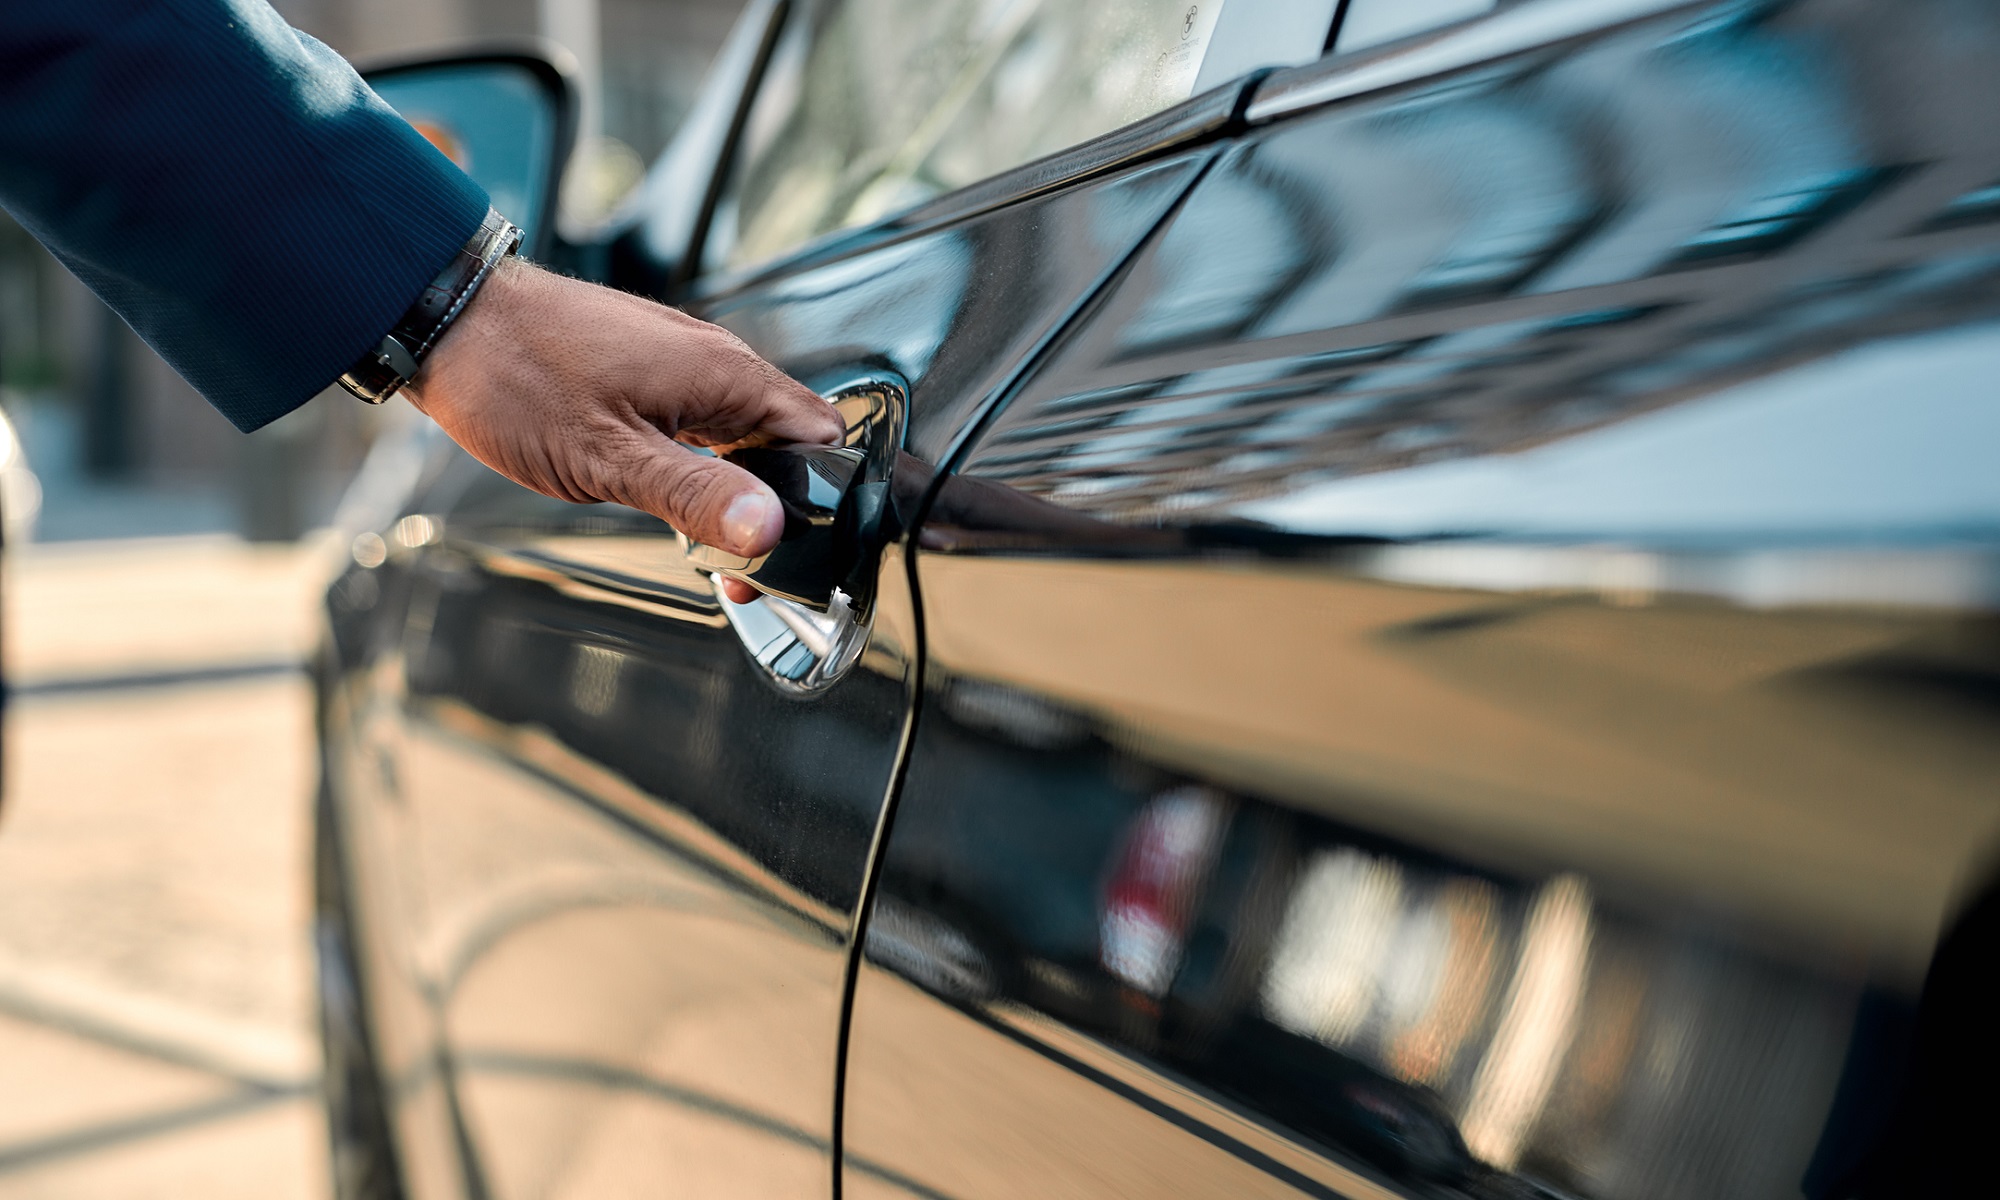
xmin=0 ymin=0 xmax=491 ymax=431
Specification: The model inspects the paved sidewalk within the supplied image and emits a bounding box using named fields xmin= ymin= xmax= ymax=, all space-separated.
xmin=0 ymin=535 xmax=334 ymax=1199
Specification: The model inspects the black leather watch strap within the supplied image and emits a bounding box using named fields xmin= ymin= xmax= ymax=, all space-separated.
xmin=338 ymin=208 xmax=523 ymax=405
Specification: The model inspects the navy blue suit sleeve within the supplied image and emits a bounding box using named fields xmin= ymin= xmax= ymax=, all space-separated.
xmin=0 ymin=0 xmax=490 ymax=431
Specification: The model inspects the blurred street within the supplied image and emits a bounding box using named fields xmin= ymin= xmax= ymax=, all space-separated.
xmin=0 ymin=533 xmax=331 ymax=1198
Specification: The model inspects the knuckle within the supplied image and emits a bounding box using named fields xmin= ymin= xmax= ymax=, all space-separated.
xmin=657 ymin=460 xmax=730 ymax=527
xmin=700 ymin=321 xmax=754 ymax=356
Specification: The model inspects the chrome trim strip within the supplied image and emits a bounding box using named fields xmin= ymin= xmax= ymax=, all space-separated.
xmin=1246 ymin=0 xmax=1706 ymax=123
xmin=1356 ymin=542 xmax=2000 ymax=612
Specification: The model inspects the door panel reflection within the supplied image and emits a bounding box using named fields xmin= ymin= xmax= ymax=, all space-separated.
xmin=398 ymin=721 xmax=839 ymax=1199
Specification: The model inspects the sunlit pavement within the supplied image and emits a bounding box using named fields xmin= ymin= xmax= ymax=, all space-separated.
xmin=0 ymin=535 xmax=334 ymax=1198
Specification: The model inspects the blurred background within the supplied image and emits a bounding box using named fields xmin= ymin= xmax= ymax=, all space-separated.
xmin=0 ymin=2 xmax=740 ymax=1194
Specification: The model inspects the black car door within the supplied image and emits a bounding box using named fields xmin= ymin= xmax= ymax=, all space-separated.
xmin=370 ymin=2 xmax=1305 ymax=1197
xmin=842 ymin=1 xmax=2000 ymax=1198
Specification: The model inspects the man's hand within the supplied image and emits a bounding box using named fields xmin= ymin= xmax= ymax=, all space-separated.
xmin=403 ymin=258 xmax=842 ymax=560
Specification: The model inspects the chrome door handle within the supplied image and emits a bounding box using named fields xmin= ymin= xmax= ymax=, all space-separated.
xmin=685 ymin=380 xmax=905 ymax=612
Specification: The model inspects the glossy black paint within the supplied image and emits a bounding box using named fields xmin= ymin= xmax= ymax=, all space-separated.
xmin=846 ymin=1 xmax=2000 ymax=1198
xmin=316 ymin=1 xmax=2000 ymax=1198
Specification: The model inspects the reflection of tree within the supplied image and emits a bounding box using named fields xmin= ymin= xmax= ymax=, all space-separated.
xmin=728 ymin=0 xmax=1226 ymax=267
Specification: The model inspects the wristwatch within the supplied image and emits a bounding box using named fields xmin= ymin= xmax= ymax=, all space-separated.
xmin=338 ymin=207 xmax=523 ymax=404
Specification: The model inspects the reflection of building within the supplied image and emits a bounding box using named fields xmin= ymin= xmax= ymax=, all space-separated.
xmin=0 ymin=0 xmax=741 ymax=538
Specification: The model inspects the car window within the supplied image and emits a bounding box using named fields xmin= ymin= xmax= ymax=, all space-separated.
xmin=1335 ymin=0 xmax=1500 ymax=53
xmin=706 ymin=0 xmax=1338 ymax=274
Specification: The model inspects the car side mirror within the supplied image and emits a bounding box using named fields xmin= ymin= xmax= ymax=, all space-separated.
xmin=362 ymin=48 xmax=579 ymax=259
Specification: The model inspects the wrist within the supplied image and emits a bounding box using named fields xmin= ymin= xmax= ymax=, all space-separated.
xmin=338 ymin=208 xmax=522 ymax=405
xmin=402 ymin=255 xmax=529 ymax=415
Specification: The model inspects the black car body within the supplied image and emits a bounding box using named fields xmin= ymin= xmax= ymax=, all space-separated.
xmin=316 ymin=1 xmax=2000 ymax=1197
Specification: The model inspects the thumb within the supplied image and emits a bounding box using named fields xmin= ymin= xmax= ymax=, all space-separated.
xmin=611 ymin=427 xmax=787 ymax=557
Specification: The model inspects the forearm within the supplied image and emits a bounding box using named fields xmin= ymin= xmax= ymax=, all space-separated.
xmin=0 ymin=0 xmax=487 ymax=431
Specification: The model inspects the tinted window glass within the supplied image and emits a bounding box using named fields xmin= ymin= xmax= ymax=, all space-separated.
xmin=1335 ymin=0 xmax=1499 ymax=52
xmin=709 ymin=0 xmax=1241 ymax=272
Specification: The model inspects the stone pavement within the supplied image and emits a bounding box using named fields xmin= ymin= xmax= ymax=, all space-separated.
xmin=0 ymin=534 xmax=336 ymax=1199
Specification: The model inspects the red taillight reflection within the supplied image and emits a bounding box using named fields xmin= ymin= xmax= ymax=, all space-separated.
xmin=1100 ymin=787 xmax=1229 ymax=998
